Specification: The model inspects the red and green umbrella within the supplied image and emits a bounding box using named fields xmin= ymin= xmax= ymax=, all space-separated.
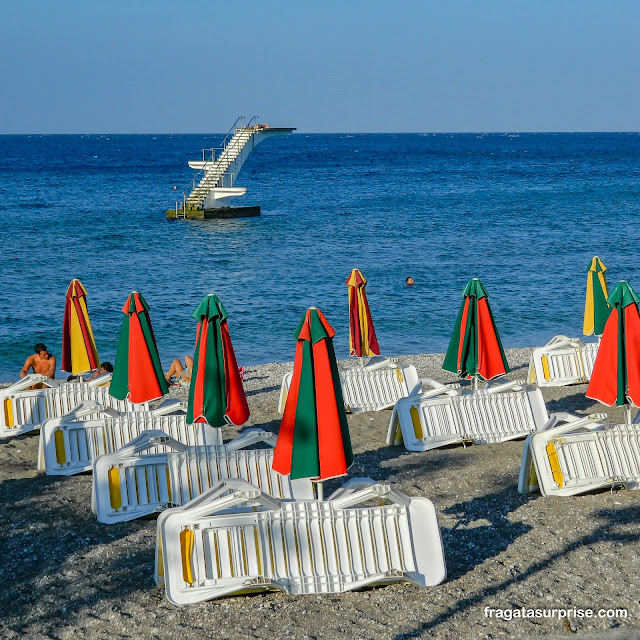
xmin=110 ymin=292 xmax=168 ymax=404
xmin=187 ymin=294 xmax=249 ymax=427
xmin=586 ymin=281 xmax=640 ymax=413
xmin=583 ymin=256 xmax=610 ymax=337
xmin=443 ymin=278 xmax=509 ymax=382
xmin=62 ymin=279 xmax=100 ymax=375
xmin=273 ymin=308 xmax=353 ymax=485
xmin=346 ymin=269 xmax=380 ymax=358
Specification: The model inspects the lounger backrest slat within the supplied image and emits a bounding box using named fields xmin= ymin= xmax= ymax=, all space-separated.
xmin=456 ymin=391 xmax=535 ymax=441
xmin=1 ymin=382 xmax=147 ymax=438
xmin=279 ymin=365 xmax=420 ymax=414
xmin=178 ymin=505 xmax=418 ymax=594
xmin=41 ymin=413 xmax=219 ymax=475
xmin=170 ymin=449 xmax=294 ymax=504
xmin=94 ymin=445 xmax=309 ymax=524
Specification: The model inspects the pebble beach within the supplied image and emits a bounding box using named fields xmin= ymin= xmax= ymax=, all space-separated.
xmin=1 ymin=347 xmax=638 ymax=639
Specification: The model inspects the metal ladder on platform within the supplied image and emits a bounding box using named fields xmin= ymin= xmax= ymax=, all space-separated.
xmin=179 ymin=116 xmax=259 ymax=214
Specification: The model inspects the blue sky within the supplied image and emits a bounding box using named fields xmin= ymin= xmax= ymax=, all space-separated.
xmin=1 ymin=0 xmax=638 ymax=133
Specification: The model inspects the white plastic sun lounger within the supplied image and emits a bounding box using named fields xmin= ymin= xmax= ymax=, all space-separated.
xmin=518 ymin=412 xmax=640 ymax=497
xmin=37 ymin=402 xmax=218 ymax=476
xmin=527 ymin=336 xmax=599 ymax=388
xmin=154 ymin=478 xmax=446 ymax=605
xmin=278 ymin=360 xmax=421 ymax=414
xmin=0 ymin=374 xmax=147 ymax=438
xmin=387 ymin=378 xmax=548 ymax=452
xmin=92 ymin=430 xmax=313 ymax=524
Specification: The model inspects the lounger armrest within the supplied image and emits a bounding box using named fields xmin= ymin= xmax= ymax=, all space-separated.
xmin=535 ymin=413 xmax=608 ymax=440
xmin=363 ymin=357 xmax=398 ymax=371
xmin=225 ymin=429 xmax=278 ymax=451
xmin=4 ymin=374 xmax=59 ymax=393
xmin=486 ymin=378 xmax=526 ymax=394
xmin=87 ymin=373 xmax=113 ymax=387
xmin=543 ymin=335 xmax=585 ymax=350
xmin=64 ymin=401 xmax=120 ymax=419
xmin=177 ymin=483 xmax=278 ymax=519
xmin=328 ymin=483 xmax=412 ymax=509
xmin=151 ymin=399 xmax=187 ymax=416
xmin=327 ymin=477 xmax=377 ymax=501
xmin=110 ymin=430 xmax=189 ymax=458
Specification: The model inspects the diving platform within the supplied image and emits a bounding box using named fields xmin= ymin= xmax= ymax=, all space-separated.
xmin=168 ymin=117 xmax=295 ymax=219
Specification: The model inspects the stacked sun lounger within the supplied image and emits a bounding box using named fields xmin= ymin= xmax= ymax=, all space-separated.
xmin=279 ymin=359 xmax=421 ymax=414
xmin=527 ymin=336 xmax=599 ymax=388
xmin=0 ymin=374 xmax=148 ymax=438
xmin=388 ymin=378 xmax=548 ymax=451
xmin=91 ymin=430 xmax=315 ymax=524
xmin=518 ymin=413 xmax=640 ymax=497
xmin=37 ymin=403 xmax=214 ymax=476
xmin=154 ymin=478 xmax=447 ymax=605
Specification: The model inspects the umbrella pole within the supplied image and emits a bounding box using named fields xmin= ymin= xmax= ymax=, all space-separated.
xmin=626 ymin=404 xmax=632 ymax=425
xmin=474 ymin=377 xmax=478 ymax=391
xmin=316 ymin=481 xmax=324 ymax=501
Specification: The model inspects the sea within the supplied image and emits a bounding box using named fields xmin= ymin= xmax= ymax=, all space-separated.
xmin=1 ymin=132 xmax=639 ymax=382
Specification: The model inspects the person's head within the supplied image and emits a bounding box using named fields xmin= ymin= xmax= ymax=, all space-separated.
xmin=34 ymin=343 xmax=50 ymax=358
xmin=101 ymin=362 xmax=113 ymax=373
xmin=405 ymin=277 xmax=415 ymax=286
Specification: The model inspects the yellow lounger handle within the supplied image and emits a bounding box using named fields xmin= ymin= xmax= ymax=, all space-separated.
xmin=541 ymin=355 xmax=551 ymax=382
xmin=54 ymin=429 xmax=66 ymax=465
xmin=410 ymin=407 xmax=424 ymax=440
xmin=108 ymin=467 xmax=123 ymax=510
xmin=180 ymin=528 xmax=195 ymax=585
xmin=546 ymin=441 xmax=564 ymax=488
xmin=3 ymin=399 xmax=14 ymax=428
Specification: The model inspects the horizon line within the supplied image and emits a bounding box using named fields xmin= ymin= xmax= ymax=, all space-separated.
xmin=1 ymin=130 xmax=639 ymax=136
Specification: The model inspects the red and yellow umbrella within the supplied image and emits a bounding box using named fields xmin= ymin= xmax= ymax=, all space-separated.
xmin=586 ymin=281 xmax=640 ymax=413
xmin=109 ymin=292 xmax=168 ymax=404
xmin=346 ymin=269 xmax=380 ymax=357
xmin=442 ymin=279 xmax=509 ymax=382
xmin=187 ymin=294 xmax=249 ymax=427
xmin=273 ymin=308 xmax=353 ymax=487
xmin=62 ymin=279 xmax=100 ymax=375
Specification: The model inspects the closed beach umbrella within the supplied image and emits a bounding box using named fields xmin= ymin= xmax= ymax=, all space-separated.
xmin=586 ymin=281 xmax=640 ymax=420
xmin=273 ymin=308 xmax=353 ymax=495
xmin=109 ymin=292 xmax=168 ymax=403
xmin=443 ymin=278 xmax=509 ymax=382
xmin=346 ymin=269 xmax=380 ymax=357
xmin=583 ymin=256 xmax=610 ymax=337
xmin=187 ymin=294 xmax=249 ymax=427
xmin=62 ymin=279 xmax=100 ymax=375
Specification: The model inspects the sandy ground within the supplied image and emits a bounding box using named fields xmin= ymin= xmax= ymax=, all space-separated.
xmin=0 ymin=348 xmax=638 ymax=639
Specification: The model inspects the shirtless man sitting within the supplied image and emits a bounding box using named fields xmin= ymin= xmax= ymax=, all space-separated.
xmin=20 ymin=343 xmax=57 ymax=381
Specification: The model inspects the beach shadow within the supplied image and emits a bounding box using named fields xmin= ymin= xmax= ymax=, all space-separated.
xmin=440 ymin=484 xmax=531 ymax=580
xmin=393 ymin=504 xmax=640 ymax=639
xmin=544 ymin=390 xmax=599 ymax=414
xmin=0 ymin=474 xmax=153 ymax=632
xmin=246 ymin=385 xmax=280 ymax=397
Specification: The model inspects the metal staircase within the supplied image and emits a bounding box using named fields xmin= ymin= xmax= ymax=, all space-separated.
xmin=185 ymin=119 xmax=257 ymax=209
xmin=170 ymin=116 xmax=295 ymax=219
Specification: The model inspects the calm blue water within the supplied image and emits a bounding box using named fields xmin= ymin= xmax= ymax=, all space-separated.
xmin=1 ymin=132 xmax=639 ymax=382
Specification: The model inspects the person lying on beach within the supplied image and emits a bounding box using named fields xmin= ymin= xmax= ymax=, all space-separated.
xmin=87 ymin=362 xmax=113 ymax=381
xmin=166 ymin=356 xmax=193 ymax=386
xmin=20 ymin=343 xmax=56 ymax=380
